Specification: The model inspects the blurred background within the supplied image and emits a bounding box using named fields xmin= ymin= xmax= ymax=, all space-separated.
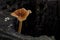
xmin=0 ymin=0 xmax=59 ymax=40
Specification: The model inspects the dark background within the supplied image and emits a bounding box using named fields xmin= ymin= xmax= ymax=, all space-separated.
xmin=0 ymin=0 xmax=59 ymax=40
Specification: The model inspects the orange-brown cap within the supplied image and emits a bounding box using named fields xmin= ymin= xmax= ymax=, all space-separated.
xmin=11 ymin=8 xmax=32 ymax=21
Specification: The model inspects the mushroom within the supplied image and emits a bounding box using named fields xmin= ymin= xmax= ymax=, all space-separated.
xmin=11 ymin=8 xmax=32 ymax=33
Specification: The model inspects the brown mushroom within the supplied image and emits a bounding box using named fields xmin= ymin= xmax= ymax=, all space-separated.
xmin=11 ymin=8 xmax=32 ymax=33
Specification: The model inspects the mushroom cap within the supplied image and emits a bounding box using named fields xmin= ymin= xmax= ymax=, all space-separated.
xmin=11 ymin=8 xmax=32 ymax=21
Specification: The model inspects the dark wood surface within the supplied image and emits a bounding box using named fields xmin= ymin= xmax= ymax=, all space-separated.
xmin=0 ymin=0 xmax=59 ymax=40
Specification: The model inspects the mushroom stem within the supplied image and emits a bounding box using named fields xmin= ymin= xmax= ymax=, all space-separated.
xmin=18 ymin=21 xmax=23 ymax=33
